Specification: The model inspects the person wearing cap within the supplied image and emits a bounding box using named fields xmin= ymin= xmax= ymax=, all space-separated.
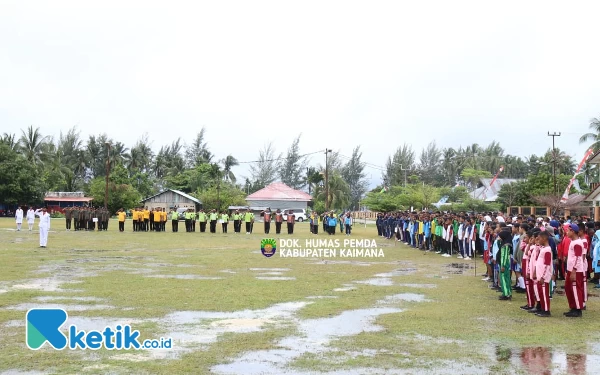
xmin=261 ymin=208 xmax=272 ymax=234
xmin=275 ymin=209 xmax=283 ymax=234
xmin=564 ymin=223 xmax=585 ymax=317
xmin=34 ymin=207 xmax=51 ymax=248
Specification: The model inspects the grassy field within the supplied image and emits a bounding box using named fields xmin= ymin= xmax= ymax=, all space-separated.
xmin=0 ymin=218 xmax=598 ymax=375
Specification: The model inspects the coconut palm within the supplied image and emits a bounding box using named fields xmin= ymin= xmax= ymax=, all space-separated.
xmin=18 ymin=125 xmax=50 ymax=165
xmin=221 ymin=155 xmax=239 ymax=183
xmin=1 ymin=133 xmax=18 ymax=151
xmin=579 ymin=116 xmax=600 ymax=151
xmin=315 ymin=172 xmax=351 ymax=210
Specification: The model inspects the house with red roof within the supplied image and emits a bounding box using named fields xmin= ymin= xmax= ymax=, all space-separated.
xmin=245 ymin=182 xmax=312 ymax=210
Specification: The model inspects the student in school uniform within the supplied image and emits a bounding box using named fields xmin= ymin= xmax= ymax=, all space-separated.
xmin=345 ymin=213 xmax=353 ymax=235
xmin=564 ymin=224 xmax=585 ymax=317
xmin=534 ymin=231 xmax=553 ymax=317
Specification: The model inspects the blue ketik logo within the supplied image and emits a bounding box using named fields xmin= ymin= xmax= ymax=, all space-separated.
xmin=26 ymin=309 xmax=68 ymax=350
xmin=26 ymin=308 xmax=172 ymax=351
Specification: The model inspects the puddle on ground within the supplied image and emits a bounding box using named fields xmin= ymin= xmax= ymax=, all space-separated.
xmin=113 ymin=301 xmax=309 ymax=360
xmin=211 ymin=297 xmax=403 ymax=375
xmin=220 ymin=269 xmax=237 ymax=274
xmin=397 ymin=283 xmax=437 ymax=289
xmin=306 ymin=296 xmax=339 ymax=299
xmin=145 ymin=275 xmax=223 ymax=280
xmin=256 ymin=271 xmax=284 ymax=276
xmin=249 ymin=268 xmax=291 ymax=272
xmin=308 ymin=260 xmax=375 ymax=266
xmin=11 ymin=277 xmax=82 ymax=292
xmin=379 ymin=293 xmax=428 ymax=303
xmin=355 ymin=278 xmax=394 ymax=286
xmin=255 ymin=276 xmax=296 ymax=281
xmin=34 ymin=296 xmax=106 ymax=302
xmin=333 ymin=284 xmax=357 ymax=292
xmin=490 ymin=345 xmax=600 ymax=374
xmin=0 ymin=370 xmax=47 ymax=375
xmin=374 ymin=268 xmax=417 ymax=277
xmin=6 ymin=303 xmax=114 ymax=312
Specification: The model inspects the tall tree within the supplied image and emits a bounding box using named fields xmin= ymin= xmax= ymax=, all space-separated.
xmin=579 ymin=115 xmax=600 ymax=151
xmin=382 ymin=143 xmax=415 ymax=186
xmin=315 ymin=172 xmax=350 ymax=210
xmin=418 ymin=141 xmax=442 ymax=186
xmin=185 ymin=128 xmax=213 ymax=167
xmin=278 ymin=135 xmax=308 ymax=190
xmin=128 ymin=134 xmax=154 ymax=175
xmin=19 ymin=125 xmax=51 ymax=165
xmin=221 ymin=155 xmax=239 ymax=183
xmin=1 ymin=133 xmax=18 ymax=152
xmin=249 ymin=142 xmax=280 ymax=189
xmin=341 ymin=146 xmax=367 ymax=210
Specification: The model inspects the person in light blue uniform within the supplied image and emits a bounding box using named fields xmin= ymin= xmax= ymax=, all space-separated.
xmin=593 ymin=229 xmax=600 ymax=289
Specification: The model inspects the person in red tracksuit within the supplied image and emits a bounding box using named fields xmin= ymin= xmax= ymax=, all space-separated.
xmin=534 ymin=231 xmax=553 ymax=317
xmin=564 ymin=224 xmax=585 ymax=318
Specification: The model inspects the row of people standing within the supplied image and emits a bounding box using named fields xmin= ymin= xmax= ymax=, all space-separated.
xmin=63 ymin=207 xmax=111 ymax=231
xmin=310 ymin=212 xmax=353 ymax=235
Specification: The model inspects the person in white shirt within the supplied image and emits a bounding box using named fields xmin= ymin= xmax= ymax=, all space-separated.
xmin=26 ymin=207 xmax=36 ymax=231
xmin=15 ymin=206 xmax=23 ymax=231
xmin=35 ymin=207 xmax=51 ymax=248
xmin=496 ymin=212 xmax=505 ymax=223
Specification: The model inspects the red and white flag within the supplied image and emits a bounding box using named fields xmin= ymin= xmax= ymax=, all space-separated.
xmin=561 ymin=148 xmax=594 ymax=203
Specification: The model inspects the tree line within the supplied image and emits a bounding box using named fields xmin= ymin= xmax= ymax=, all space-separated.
xmin=1 ymin=115 xmax=599 ymax=214
xmin=0 ymin=127 xmax=368 ymax=213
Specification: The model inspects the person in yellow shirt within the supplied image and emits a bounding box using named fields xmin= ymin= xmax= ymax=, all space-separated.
xmin=153 ymin=207 xmax=161 ymax=232
xmin=209 ymin=209 xmax=218 ymax=233
xmin=198 ymin=209 xmax=207 ymax=233
xmin=161 ymin=208 xmax=167 ymax=231
xmin=117 ymin=208 xmax=126 ymax=232
xmin=143 ymin=207 xmax=150 ymax=232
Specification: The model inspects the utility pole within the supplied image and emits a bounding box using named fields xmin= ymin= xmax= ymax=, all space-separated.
xmin=547 ymin=132 xmax=561 ymax=195
xmin=400 ymin=164 xmax=411 ymax=187
xmin=325 ymin=149 xmax=332 ymax=211
xmin=104 ymin=142 xmax=111 ymax=209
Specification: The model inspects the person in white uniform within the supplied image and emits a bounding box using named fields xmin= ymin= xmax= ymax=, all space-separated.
xmin=35 ymin=207 xmax=50 ymax=247
xmin=26 ymin=207 xmax=36 ymax=231
xmin=15 ymin=206 xmax=23 ymax=231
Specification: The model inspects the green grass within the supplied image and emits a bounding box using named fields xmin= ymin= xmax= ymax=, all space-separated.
xmin=0 ymin=218 xmax=597 ymax=374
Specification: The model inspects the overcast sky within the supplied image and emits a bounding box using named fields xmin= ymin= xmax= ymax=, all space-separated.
xmin=1 ymin=0 xmax=599 ymax=187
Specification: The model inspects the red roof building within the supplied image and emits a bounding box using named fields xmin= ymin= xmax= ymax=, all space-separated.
xmin=246 ymin=182 xmax=312 ymax=210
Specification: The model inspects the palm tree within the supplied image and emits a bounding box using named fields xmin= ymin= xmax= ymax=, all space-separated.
xmin=19 ymin=125 xmax=50 ymax=165
xmin=315 ymin=172 xmax=350 ymax=210
xmin=221 ymin=155 xmax=239 ymax=183
xmin=579 ymin=116 xmax=600 ymax=151
xmin=306 ymin=167 xmax=323 ymax=195
xmin=1 ymin=133 xmax=18 ymax=151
